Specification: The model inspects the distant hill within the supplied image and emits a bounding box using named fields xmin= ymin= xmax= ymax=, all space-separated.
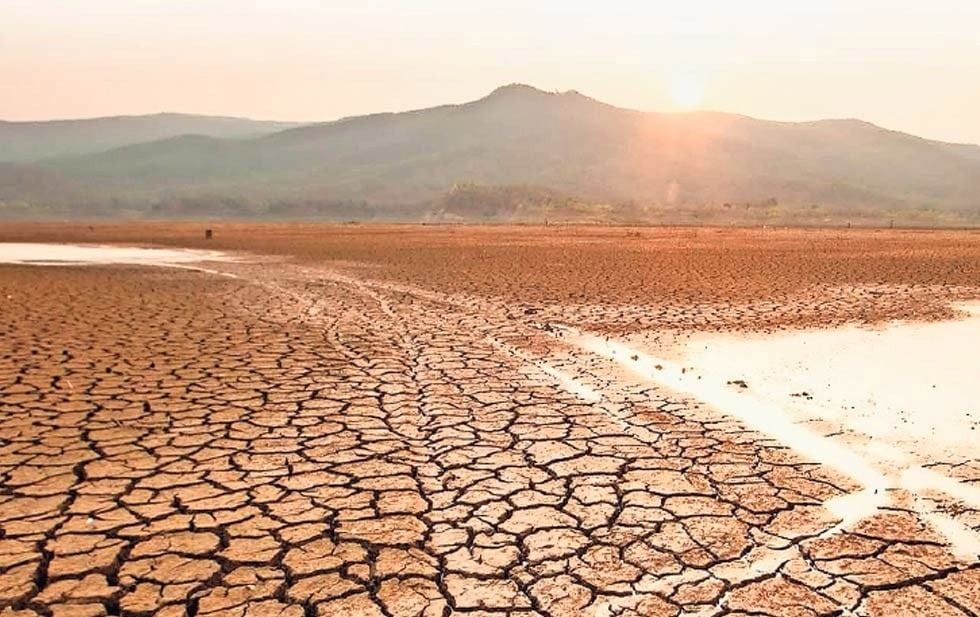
xmin=946 ymin=142 xmax=980 ymax=163
xmin=2 ymin=85 xmax=979 ymax=223
xmin=0 ymin=113 xmax=302 ymax=162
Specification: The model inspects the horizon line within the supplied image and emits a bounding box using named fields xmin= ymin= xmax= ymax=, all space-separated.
xmin=2 ymin=84 xmax=979 ymax=148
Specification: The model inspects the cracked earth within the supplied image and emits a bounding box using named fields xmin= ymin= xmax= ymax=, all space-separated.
xmin=1 ymin=225 xmax=979 ymax=617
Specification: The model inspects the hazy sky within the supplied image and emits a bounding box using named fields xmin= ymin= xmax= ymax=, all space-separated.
xmin=3 ymin=0 xmax=980 ymax=143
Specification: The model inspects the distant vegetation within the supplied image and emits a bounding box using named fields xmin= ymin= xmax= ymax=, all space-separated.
xmin=433 ymin=183 xmax=613 ymax=222
xmin=2 ymin=85 xmax=979 ymax=226
xmin=4 ymin=184 xmax=975 ymax=228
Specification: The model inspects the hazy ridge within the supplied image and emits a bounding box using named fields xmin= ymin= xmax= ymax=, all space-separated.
xmin=2 ymin=85 xmax=979 ymax=224
xmin=0 ymin=113 xmax=302 ymax=162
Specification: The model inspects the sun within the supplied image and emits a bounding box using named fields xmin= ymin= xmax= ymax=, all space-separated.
xmin=668 ymin=72 xmax=705 ymax=109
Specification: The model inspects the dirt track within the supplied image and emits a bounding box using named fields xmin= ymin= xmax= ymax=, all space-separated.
xmin=1 ymin=224 xmax=979 ymax=616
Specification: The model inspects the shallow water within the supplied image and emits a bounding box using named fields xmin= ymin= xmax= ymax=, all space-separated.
xmin=0 ymin=243 xmax=234 ymax=269
xmin=560 ymin=302 xmax=980 ymax=558
xmin=660 ymin=301 xmax=980 ymax=464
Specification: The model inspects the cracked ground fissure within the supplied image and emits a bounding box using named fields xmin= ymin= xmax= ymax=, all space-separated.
xmin=1 ymin=258 xmax=978 ymax=617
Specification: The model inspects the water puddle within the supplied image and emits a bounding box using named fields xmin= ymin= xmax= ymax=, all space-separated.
xmin=649 ymin=301 xmax=980 ymax=463
xmin=0 ymin=243 xmax=237 ymax=276
xmin=553 ymin=301 xmax=980 ymax=559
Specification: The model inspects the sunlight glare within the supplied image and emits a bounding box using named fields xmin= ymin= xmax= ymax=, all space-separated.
xmin=668 ymin=71 xmax=705 ymax=109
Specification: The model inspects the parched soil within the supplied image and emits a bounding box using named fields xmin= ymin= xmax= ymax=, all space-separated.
xmin=5 ymin=222 xmax=980 ymax=333
xmin=1 ymin=223 xmax=979 ymax=617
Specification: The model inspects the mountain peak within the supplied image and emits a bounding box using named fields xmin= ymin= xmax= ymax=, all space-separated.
xmin=486 ymin=84 xmax=550 ymax=98
xmin=481 ymin=84 xmax=600 ymax=107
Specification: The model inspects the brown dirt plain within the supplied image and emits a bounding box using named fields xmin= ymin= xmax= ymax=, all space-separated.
xmin=1 ymin=222 xmax=979 ymax=617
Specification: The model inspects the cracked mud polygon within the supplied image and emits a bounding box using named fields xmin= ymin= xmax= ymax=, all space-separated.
xmin=1 ymin=224 xmax=979 ymax=617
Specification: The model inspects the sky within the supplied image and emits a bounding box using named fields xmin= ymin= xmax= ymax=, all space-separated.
xmin=3 ymin=0 xmax=980 ymax=144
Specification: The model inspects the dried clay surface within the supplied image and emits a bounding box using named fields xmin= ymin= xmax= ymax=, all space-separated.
xmin=1 ymin=223 xmax=979 ymax=617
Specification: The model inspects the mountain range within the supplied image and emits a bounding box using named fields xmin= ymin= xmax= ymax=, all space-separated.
xmin=0 ymin=113 xmax=299 ymax=162
xmin=2 ymin=84 xmax=979 ymax=224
